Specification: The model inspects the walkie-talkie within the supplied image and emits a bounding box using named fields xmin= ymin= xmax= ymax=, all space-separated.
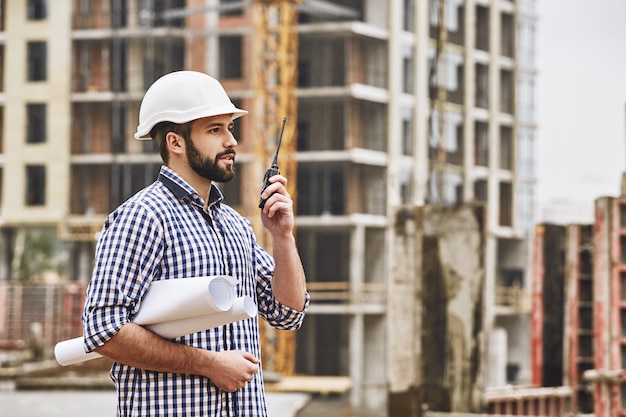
xmin=258 ymin=117 xmax=287 ymax=209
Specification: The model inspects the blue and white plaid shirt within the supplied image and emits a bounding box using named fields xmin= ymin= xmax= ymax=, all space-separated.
xmin=82 ymin=165 xmax=308 ymax=417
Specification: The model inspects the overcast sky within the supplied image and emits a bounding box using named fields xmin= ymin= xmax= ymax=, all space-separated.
xmin=536 ymin=0 xmax=626 ymax=215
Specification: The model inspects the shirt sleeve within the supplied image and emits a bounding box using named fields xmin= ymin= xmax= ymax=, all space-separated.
xmin=254 ymin=241 xmax=310 ymax=331
xmin=81 ymin=202 xmax=164 ymax=353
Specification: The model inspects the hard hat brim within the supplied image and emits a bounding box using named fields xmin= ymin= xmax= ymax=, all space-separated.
xmin=134 ymin=106 xmax=248 ymax=140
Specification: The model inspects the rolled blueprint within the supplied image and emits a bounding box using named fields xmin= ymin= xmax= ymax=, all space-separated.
xmin=146 ymin=296 xmax=257 ymax=338
xmin=54 ymin=276 xmax=253 ymax=366
xmin=132 ymin=275 xmax=235 ymax=324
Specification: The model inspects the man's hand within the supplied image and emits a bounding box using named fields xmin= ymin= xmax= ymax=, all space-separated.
xmin=260 ymin=174 xmax=295 ymax=237
xmin=95 ymin=323 xmax=261 ymax=392
xmin=258 ymin=174 xmax=307 ymax=311
xmin=206 ymin=350 xmax=260 ymax=392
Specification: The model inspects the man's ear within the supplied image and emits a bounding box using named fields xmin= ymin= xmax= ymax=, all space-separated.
xmin=165 ymin=132 xmax=185 ymax=156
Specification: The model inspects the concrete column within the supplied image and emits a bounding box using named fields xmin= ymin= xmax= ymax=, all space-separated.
xmin=205 ymin=0 xmax=219 ymax=76
xmin=414 ymin=0 xmax=431 ymax=206
xmin=350 ymin=313 xmax=364 ymax=410
xmin=387 ymin=206 xmax=420 ymax=417
xmin=487 ymin=1 xmax=501 ymax=232
xmin=387 ymin=0 xmax=403 ymax=211
xmin=350 ymin=225 xmax=365 ymax=408
xmin=483 ymin=234 xmax=498 ymax=388
xmin=463 ymin=0 xmax=476 ymax=202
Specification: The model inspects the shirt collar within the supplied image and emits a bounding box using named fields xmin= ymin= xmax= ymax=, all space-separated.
xmin=157 ymin=165 xmax=223 ymax=208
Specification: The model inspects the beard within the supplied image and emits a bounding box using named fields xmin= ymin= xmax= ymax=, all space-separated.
xmin=185 ymin=137 xmax=235 ymax=183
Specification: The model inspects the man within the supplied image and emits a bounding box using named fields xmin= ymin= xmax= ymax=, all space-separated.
xmin=81 ymin=71 xmax=309 ymax=416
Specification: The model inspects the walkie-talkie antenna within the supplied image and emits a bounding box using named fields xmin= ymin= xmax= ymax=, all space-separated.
xmin=271 ymin=116 xmax=287 ymax=167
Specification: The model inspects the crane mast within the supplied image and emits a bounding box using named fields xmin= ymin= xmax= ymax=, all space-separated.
xmin=252 ymin=0 xmax=300 ymax=376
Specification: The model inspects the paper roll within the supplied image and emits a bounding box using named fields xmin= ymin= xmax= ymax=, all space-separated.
xmin=54 ymin=276 xmax=254 ymax=366
xmin=146 ymin=296 xmax=257 ymax=338
xmin=132 ymin=276 xmax=235 ymax=324
xmin=54 ymin=340 xmax=102 ymax=366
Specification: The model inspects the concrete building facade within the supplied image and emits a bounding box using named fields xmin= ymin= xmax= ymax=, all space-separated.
xmin=0 ymin=0 xmax=537 ymax=415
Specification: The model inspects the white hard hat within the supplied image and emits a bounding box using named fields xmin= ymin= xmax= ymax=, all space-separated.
xmin=134 ymin=71 xmax=248 ymax=140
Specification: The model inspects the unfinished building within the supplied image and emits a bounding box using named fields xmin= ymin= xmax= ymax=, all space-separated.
xmin=0 ymin=1 xmax=538 ymax=415
xmin=532 ymin=223 xmax=595 ymax=414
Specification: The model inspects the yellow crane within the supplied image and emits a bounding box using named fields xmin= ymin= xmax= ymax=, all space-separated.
xmin=252 ymin=0 xmax=301 ymax=376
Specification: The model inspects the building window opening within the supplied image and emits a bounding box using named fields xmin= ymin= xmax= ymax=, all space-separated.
xmin=404 ymin=0 xmax=415 ymax=32
xmin=219 ymin=36 xmax=243 ymax=79
xmin=402 ymin=44 xmax=415 ymax=94
xmin=111 ymin=0 xmax=127 ymax=28
xmin=26 ymin=165 xmax=46 ymax=206
xmin=500 ymin=69 xmax=514 ymax=114
xmin=475 ymin=63 xmax=489 ymax=109
xmin=27 ymin=41 xmax=47 ymax=81
xmin=474 ymin=121 xmax=488 ymax=167
xmin=220 ymin=0 xmax=244 ymax=16
xmin=476 ymin=6 xmax=489 ymax=51
xmin=27 ymin=0 xmax=47 ymax=20
xmin=402 ymin=115 xmax=413 ymax=156
xmin=26 ymin=103 xmax=46 ymax=144
xmin=499 ymin=125 xmax=513 ymax=170
xmin=474 ymin=179 xmax=487 ymax=202
xmin=500 ymin=12 xmax=514 ymax=58
xmin=499 ymin=181 xmax=513 ymax=226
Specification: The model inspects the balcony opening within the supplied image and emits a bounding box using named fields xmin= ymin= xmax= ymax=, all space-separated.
xmin=299 ymin=37 xmax=346 ymax=87
xmin=297 ymin=163 xmax=345 ymax=215
xmin=296 ymin=314 xmax=349 ymax=375
xmin=298 ymin=100 xmax=345 ymax=151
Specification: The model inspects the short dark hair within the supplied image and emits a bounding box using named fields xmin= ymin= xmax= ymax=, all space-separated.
xmin=150 ymin=121 xmax=192 ymax=164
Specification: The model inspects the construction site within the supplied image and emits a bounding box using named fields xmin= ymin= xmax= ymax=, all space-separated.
xmin=3 ymin=1 xmax=622 ymax=416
